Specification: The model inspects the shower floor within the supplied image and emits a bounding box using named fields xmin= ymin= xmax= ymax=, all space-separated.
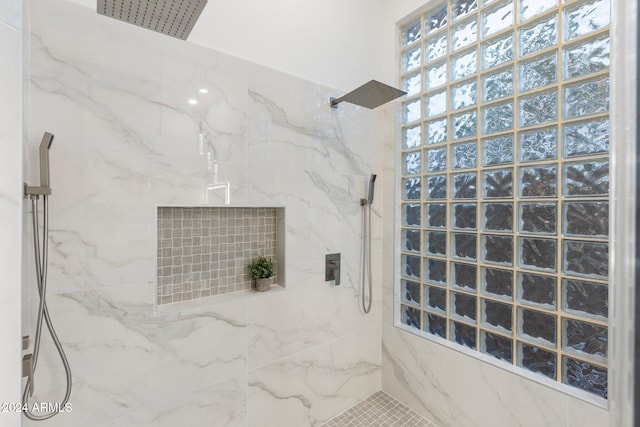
xmin=321 ymin=391 xmax=435 ymax=427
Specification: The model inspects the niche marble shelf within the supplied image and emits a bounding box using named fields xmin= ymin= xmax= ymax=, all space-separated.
xmin=156 ymin=206 xmax=285 ymax=306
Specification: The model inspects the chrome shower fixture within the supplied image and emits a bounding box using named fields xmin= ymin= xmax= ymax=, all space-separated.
xmin=361 ymin=174 xmax=377 ymax=206
xmin=97 ymin=0 xmax=208 ymax=40
xmin=24 ymin=132 xmax=54 ymax=197
xmin=330 ymin=80 xmax=406 ymax=109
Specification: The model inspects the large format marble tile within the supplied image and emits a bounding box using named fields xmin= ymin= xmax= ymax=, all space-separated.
xmin=382 ymin=324 xmax=569 ymax=427
xmin=248 ymin=325 xmax=381 ymax=427
xmin=99 ymin=375 xmax=248 ymax=427
xmin=23 ymin=283 xmax=248 ymax=427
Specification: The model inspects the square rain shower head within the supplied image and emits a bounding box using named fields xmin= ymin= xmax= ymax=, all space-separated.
xmin=330 ymin=80 xmax=407 ymax=109
xmin=97 ymin=0 xmax=208 ymax=40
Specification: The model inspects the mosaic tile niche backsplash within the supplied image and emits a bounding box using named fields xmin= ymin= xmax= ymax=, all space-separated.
xmin=157 ymin=206 xmax=282 ymax=305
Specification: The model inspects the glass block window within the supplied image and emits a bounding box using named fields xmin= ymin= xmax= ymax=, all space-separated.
xmin=398 ymin=0 xmax=609 ymax=399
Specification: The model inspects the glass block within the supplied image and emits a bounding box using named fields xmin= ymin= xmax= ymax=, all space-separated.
xmin=483 ymin=103 xmax=513 ymax=134
xmin=425 ymin=258 xmax=447 ymax=284
xmin=483 ymin=203 xmax=513 ymax=231
xmin=520 ymin=0 xmax=556 ymax=22
xmin=454 ymin=173 xmax=477 ymax=199
xmin=401 ymin=254 xmax=421 ymax=280
xmin=402 ymin=229 xmax=421 ymax=252
xmin=563 ymin=279 xmax=608 ymax=319
xmin=519 ymin=90 xmax=557 ymax=128
xmin=452 ymin=321 xmax=477 ymax=349
xmin=452 ymin=292 xmax=477 ymax=321
xmin=564 ymin=0 xmax=610 ymax=41
xmin=520 ymin=238 xmax=557 ymax=272
xmin=482 ymin=331 xmax=513 ymax=362
xmin=425 ymin=313 xmax=447 ymax=338
xmin=519 ymin=308 xmax=556 ymax=345
xmin=403 ymin=125 xmax=421 ymax=149
xmin=453 ymin=0 xmax=478 ymax=20
xmin=563 ymin=357 xmax=607 ymax=398
xmin=425 ymin=286 xmax=447 ymax=313
xmin=402 ymin=203 xmax=421 ymax=226
xmin=519 ymin=202 xmax=557 ymax=234
xmin=483 ymin=169 xmax=513 ymax=198
xmin=483 ymin=299 xmax=513 ymax=332
xmin=453 ymin=203 xmax=477 ymax=229
xmin=402 ymin=19 xmax=422 ymax=47
xmin=564 ymin=160 xmax=609 ymax=196
xmin=401 ymin=305 xmax=421 ymax=329
xmin=426 ymin=119 xmax=448 ymax=145
xmin=425 ymin=230 xmax=447 ymax=256
xmin=453 ymin=262 xmax=477 ymax=290
xmin=563 ymin=118 xmax=609 ymax=158
xmin=563 ymin=241 xmax=608 ymax=279
xmin=518 ymin=273 xmax=556 ymax=309
xmin=482 ymin=1 xmax=513 ymax=37
xmin=564 ymin=36 xmax=609 ymax=80
xmin=520 ymin=15 xmax=557 ymax=57
xmin=426 ymin=33 xmax=448 ymax=62
xmin=453 ymin=142 xmax=478 ymax=169
xmin=426 ymin=6 xmax=448 ymax=34
xmin=403 ymin=99 xmax=421 ymax=123
xmin=403 ymin=151 xmax=421 ymax=175
xmin=452 ymin=80 xmax=478 ymax=110
xmin=520 ymin=127 xmax=557 ymax=162
xmin=563 ymin=318 xmax=607 ymax=358
xmin=452 ymin=49 xmax=478 ymax=81
xmin=483 ymin=135 xmax=514 ymax=166
xmin=426 ymin=147 xmax=447 ymax=172
xmin=452 ymin=18 xmax=478 ymax=51
xmin=564 ymin=201 xmax=608 ymax=237
xmin=482 ymin=235 xmax=513 ymax=265
xmin=520 ymin=343 xmax=556 ymax=379
xmin=402 ymin=46 xmax=421 ymax=73
xmin=425 ymin=203 xmax=446 ymax=228
xmin=453 ymin=233 xmax=477 ymax=260
xmin=426 ymin=61 xmax=448 ymax=89
xmin=402 ymin=177 xmax=421 ymax=200
xmin=426 ymin=91 xmax=447 ymax=118
xmin=402 ymin=72 xmax=421 ymax=97
xmin=483 ymin=267 xmax=513 ymax=299
xmin=482 ymin=34 xmax=514 ymax=70
xmin=564 ymin=77 xmax=609 ymax=119
xmin=520 ymin=166 xmax=557 ymax=198
xmin=427 ymin=175 xmax=447 ymax=199
xmin=401 ymin=280 xmax=421 ymax=306
xmin=483 ymin=68 xmax=513 ymax=102
xmin=452 ymin=111 xmax=478 ymax=140
xmin=519 ymin=53 xmax=557 ymax=93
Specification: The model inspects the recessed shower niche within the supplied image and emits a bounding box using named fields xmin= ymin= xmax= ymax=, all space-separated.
xmin=156 ymin=206 xmax=285 ymax=305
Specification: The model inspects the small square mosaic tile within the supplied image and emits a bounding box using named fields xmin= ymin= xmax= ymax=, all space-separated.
xmin=321 ymin=391 xmax=436 ymax=427
xmin=157 ymin=207 xmax=278 ymax=305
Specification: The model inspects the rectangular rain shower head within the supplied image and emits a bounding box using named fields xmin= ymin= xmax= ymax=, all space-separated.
xmin=97 ymin=0 xmax=207 ymax=40
xmin=330 ymin=80 xmax=407 ymax=110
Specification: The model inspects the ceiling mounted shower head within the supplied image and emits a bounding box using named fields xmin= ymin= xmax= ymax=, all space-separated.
xmin=97 ymin=0 xmax=207 ymax=40
xmin=330 ymin=80 xmax=407 ymax=110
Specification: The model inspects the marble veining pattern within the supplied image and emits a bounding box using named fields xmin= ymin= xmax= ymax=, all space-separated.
xmin=24 ymin=1 xmax=381 ymax=426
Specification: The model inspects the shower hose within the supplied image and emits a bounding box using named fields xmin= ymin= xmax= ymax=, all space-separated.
xmin=22 ymin=195 xmax=72 ymax=421
xmin=361 ymin=202 xmax=372 ymax=313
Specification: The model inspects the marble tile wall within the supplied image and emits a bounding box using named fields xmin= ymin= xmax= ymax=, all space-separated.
xmin=0 ymin=2 xmax=23 ymax=426
xmin=23 ymin=0 xmax=382 ymax=425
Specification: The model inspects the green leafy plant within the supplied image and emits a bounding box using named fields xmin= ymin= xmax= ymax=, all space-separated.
xmin=248 ymin=257 xmax=275 ymax=279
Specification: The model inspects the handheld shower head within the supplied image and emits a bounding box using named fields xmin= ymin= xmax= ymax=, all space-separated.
xmin=39 ymin=132 xmax=54 ymax=189
xmin=367 ymin=174 xmax=377 ymax=205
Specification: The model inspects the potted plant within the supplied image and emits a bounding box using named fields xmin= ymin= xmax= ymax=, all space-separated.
xmin=248 ymin=256 xmax=275 ymax=292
